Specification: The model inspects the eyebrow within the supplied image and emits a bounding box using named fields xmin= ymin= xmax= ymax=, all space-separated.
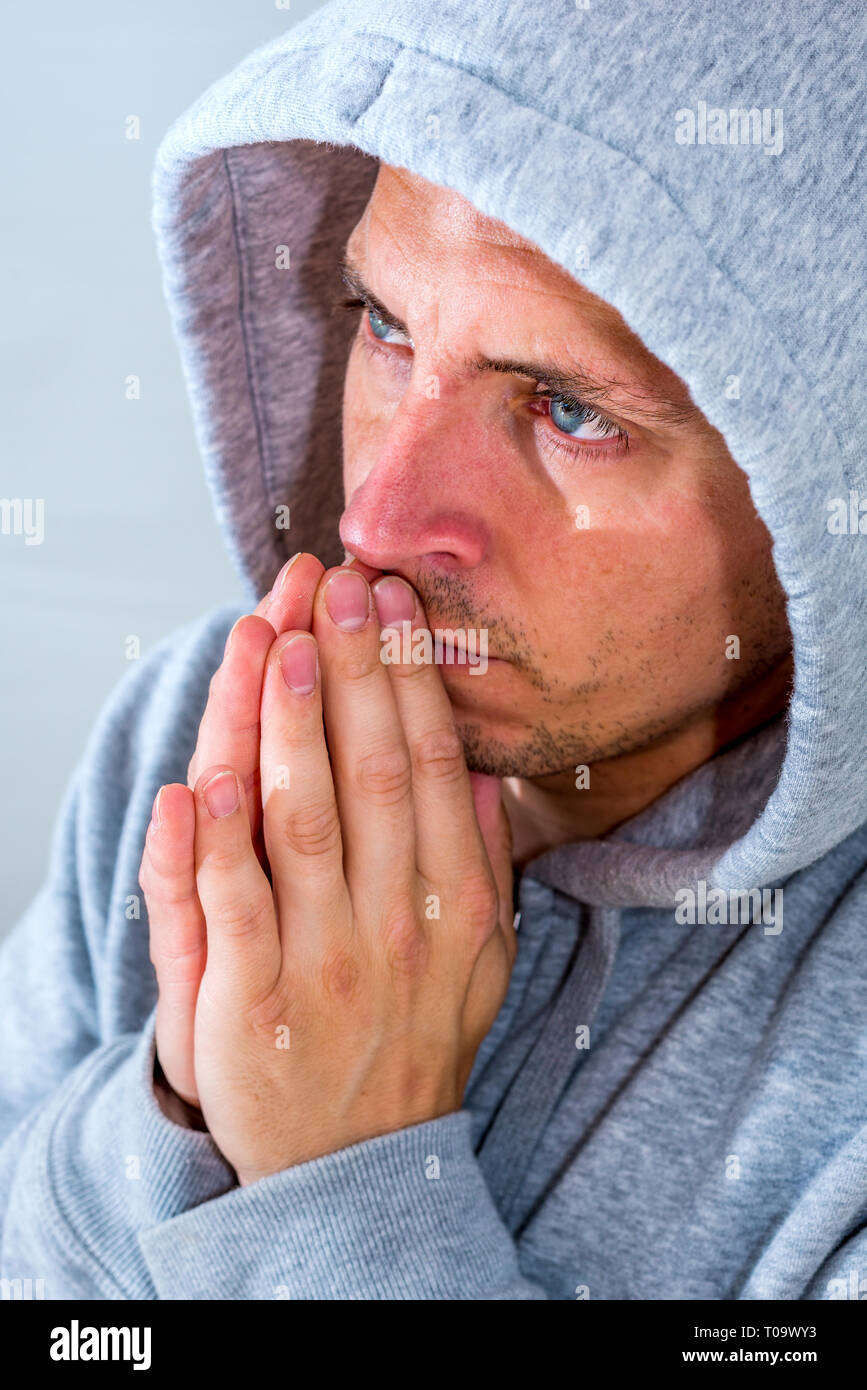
xmin=336 ymin=255 xmax=697 ymax=427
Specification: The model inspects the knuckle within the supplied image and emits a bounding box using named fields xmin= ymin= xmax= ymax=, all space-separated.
xmin=280 ymin=800 xmax=342 ymax=859
xmin=412 ymin=725 xmax=465 ymax=783
xmin=247 ymin=991 xmax=298 ymax=1046
xmin=380 ymin=905 xmax=427 ymax=978
xmin=153 ymin=879 xmax=198 ymax=910
xmin=138 ymin=852 xmax=153 ymax=896
xmin=457 ymin=874 xmax=500 ymax=947
xmin=151 ymin=936 xmax=205 ymax=984
xmin=338 ymin=644 xmax=379 ymax=686
xmin=355 ymin=744 xmax=412 ymax=805
xmin=210 ymin=889 xmax=272 ymax=940
xmin=319 ymin=945 xmax=362 ymax=1003
xmin=140 ymin=846 xmax=184 ymax=903
xmin=202 ymin=838 xmax=251 ymax=876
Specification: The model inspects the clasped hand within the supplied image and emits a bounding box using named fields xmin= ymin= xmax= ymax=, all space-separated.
xmin=139 ymin=554 xmax=516 ymax=1185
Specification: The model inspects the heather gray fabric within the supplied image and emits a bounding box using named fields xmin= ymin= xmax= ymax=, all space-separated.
xmin=1 ymin=0 xmax=866 ymax=1300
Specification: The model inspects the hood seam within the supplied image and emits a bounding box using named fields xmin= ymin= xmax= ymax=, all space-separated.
xmin=221 ymin=145 xmax=271 ymax=527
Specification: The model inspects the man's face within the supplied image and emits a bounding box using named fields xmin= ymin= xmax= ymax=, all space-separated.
xmin=339 ymin=164 xmax=791 ymax=778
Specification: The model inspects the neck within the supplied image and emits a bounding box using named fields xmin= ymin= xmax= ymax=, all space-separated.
xmin=502 ymin=654 xmax=793 ymax=870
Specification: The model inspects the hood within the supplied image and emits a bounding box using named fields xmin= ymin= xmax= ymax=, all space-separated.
xmin=150 ymin=0 xmax=867 ymax=906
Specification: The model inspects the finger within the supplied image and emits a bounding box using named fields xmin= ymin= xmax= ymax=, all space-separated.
xmin=312 ymin=566 xmax=417 ymax=912
xmin=339 ymin=554 xmax=384 ymax=585
xmin=259 ymin=631 xmax=349 ymax=946
xmin=194 ymin=765 xmax=281 ymax=993
xmin=187 ymin=616 xmax=275 ymax=839
xmin=190 ymin=555 xmax=325 ymax=868
xmin=252 ymin=551 xmax=298 ymax=619
xmin=255 ymin=551 xmax=326 ymax=635
xmin=459 ymin=778 xmax=518 ymax=1058
xmin=140 ymin=783 xmax=204 ymax=1107
xmin=468 ymin=772 xmax=516 ymax=941
xmin=370 ymin=575 xmax=495 ymax=902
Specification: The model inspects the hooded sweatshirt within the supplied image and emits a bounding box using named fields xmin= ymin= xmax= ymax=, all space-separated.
xmin=1 ymin=0 xmax=866 ymax=1301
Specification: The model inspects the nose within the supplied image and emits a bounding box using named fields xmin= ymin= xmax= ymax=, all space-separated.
xmin=339 ymin=391 xmax=494 ymax=575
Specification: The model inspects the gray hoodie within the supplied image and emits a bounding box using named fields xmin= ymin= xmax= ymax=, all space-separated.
xmin=1 ymin=0 xmax=865 ymax=1300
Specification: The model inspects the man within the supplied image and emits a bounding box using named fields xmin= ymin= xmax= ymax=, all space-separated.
xmin=1 ymin=0 xmax=865 ymax=1300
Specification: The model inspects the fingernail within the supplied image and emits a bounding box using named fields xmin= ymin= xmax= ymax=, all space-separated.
xmin=151 ymin=787 xmax=163 ymax=829
xmin=202 ymin=771 xmax=239 ymax=819
xmin=372 ymin=575 xmax=416 ymax=628
xmin=280 ymin=634 xmax=318 ymax=694
xmin=225 ymin=617 xmax=241 ymax=653
xmin=273 ymin=551 xmax=302 ymax=596
xmin=264 ymin=552 xmax=302 ymax=612
xmin=323 ymin=570 xmax=370 ymax=630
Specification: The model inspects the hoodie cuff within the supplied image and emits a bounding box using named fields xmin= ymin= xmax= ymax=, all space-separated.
xmin=127 ymin=1008 xmax=236 ymax=1222
xmin=138 ymin=1110 xmax=533 ymax=1300
xmin=4 ymin=1010 xmax=237 ymax=1299
xmin=46 ymin=1008 xmax=235 ymax=1261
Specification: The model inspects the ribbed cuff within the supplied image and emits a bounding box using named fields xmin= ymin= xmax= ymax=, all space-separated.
xmin=139 ymin=1110 xmax=529 ymax=1299
xmin=8 ymin=1011 xmax=238 ymax=1298
xmin=41 ymin=1010 xmax=236 ymax=1282
xmin=130 ymin=1008 xmax=236 ymax=1222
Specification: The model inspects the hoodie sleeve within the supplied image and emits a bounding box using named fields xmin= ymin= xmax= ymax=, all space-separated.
xmin=2 ymin=841 xmax=545 ymax=1300
xmin=1 ymin=874 xmax=545 ymax=1301
xmin=4 ymin=995 xmax=544 ymax=1300
xmin=0 ymin=612 xmax=240 ymax=1299
xmin=0 ymin=1011 xmax=235 ymax=1298
xmin=137 ymin=1109 xmax=548 ymax=1300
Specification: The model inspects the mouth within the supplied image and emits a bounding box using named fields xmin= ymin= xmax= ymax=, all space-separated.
xmin=434 ymin=646 xmax=505 ymax=669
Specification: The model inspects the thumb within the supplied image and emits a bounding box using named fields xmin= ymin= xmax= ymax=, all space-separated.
xmin=469 ymin=772 xmax=515 ymax=935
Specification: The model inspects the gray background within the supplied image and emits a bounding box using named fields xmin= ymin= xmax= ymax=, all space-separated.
xmin=0 ymin=1 xmax=325 ymax=937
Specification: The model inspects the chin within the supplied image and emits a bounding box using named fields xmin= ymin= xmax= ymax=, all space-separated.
xmin=452 ymin=719 xmax=538 ymax=779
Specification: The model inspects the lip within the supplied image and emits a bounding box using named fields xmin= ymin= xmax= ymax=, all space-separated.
xmin=434 ymin=647 xmax=505 ymax=669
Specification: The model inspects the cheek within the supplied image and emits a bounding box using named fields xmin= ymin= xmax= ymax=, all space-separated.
xmin=342 ymin=344 xmax=417 ymax=499
xmin=552 ymin=487 xmax=724 ymax=594
xmin=342 ymin=352 xmax=387 ymax=498
xmin=534 ymin=486 xmax=740 ymax=663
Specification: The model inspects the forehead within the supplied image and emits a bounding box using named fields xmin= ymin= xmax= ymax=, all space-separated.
xmin=350 ymin=164 xmax=585 ymax=298
xmin=376 ymin=164 xmax=535 ymax=245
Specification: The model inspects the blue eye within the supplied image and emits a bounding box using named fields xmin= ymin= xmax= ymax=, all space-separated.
xmin=551 ymin=395 xmax=591 ymax=433
xmin=368 ymin=308 xmax=392 ymax=340
xmin=366 ymin=308 xmax=413 ymax=348
xmin=549 ymin=393 xmax=617 ymax=442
